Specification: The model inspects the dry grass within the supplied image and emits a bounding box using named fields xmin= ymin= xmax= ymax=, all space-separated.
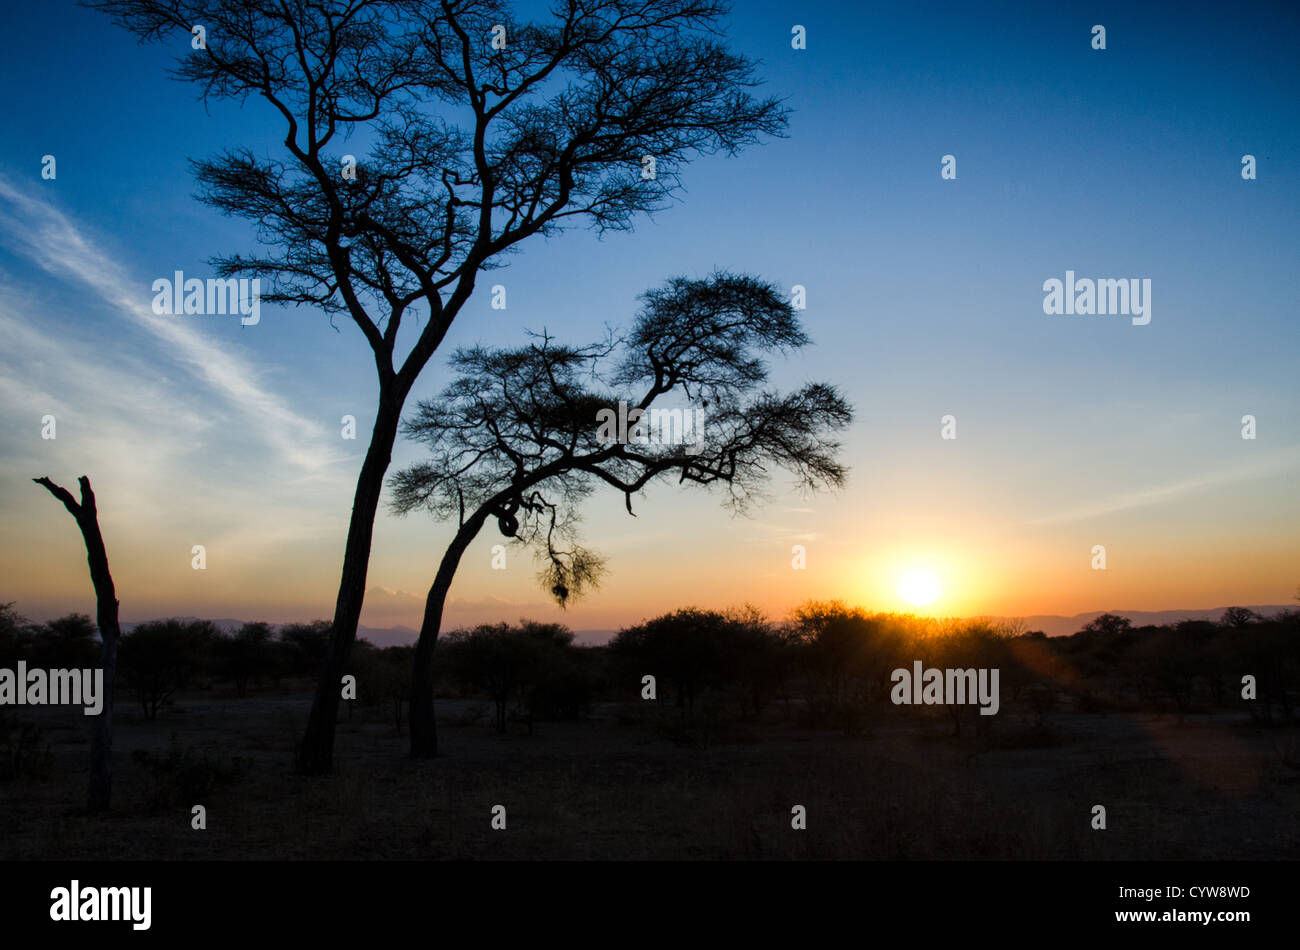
xmin=1 ymin=691 xmax=1297 ymax=860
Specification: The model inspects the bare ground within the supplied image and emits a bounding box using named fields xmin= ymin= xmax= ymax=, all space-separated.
xmin=2 ymin=692 xmax=1297 ymax=860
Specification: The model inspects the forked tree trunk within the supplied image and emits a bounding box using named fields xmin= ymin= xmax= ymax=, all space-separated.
xmin=409 ymin=515 xmax=487 ymax=759
xmin=33 ymin=476 xmax=120 ymax=813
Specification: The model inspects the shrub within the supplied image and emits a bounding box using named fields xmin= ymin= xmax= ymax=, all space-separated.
xmin=0 ymin=714 xmax=54 ymax=781
xmin=131 ymin=734 xmax=251 ymax=810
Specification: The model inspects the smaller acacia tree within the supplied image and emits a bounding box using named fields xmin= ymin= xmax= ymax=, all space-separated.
xmin=32 ymin=476 xmax=121 ymax=812
xmin=119 ymin=620 xmax=216 ymax=720
xmin=35 ymin=614 xmax=102 ymax=670
xmin=217 ymin=621 xmax=274 ymax=696
xmin=440 ymin=621 xmax=574 ymax=733
xmin=390 ymin=272 xmax=853 ymax=757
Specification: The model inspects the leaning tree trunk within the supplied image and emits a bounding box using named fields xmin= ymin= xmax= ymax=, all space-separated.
xmin=409 ymin=516 xmax=486 ymax=759
xmin=296 ymin=396 xmax=402 ymax=774
xmin=33 ymin=476 xmax=120 ymax=813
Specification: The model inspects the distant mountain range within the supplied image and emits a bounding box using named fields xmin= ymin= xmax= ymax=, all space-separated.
xmin=118 ymin=606 xmax=1295 ymax=644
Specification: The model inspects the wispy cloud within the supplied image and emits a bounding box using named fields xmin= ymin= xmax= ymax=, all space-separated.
xmin=1025 ymin=448 xmax=1300 ymax=526
xmin=0 ymin=174 xmax=335 ymax=475
xmin=745 ymin=520 xmax=821 ymax=543
xmin=0 ymin=174 xmax=358 ymax=568
xmin=0 ymin=283 xmax=216 ymax=514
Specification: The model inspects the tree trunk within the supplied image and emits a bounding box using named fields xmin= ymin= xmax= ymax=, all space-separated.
xmin=409 ymin=516 xmax=486 ymax=758
xmin=33 ymin=476 xmax=120 ymax=813
xmin=296 ymin=396 xmax=402 ymax=774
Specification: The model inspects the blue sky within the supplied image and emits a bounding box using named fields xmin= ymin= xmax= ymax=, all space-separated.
xmin=1 ymin=0 xmax=1297 ymax=630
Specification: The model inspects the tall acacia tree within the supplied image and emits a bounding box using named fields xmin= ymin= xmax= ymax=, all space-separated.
xmin=91 ymin=0 xmax=787 ymax=772
xmin=390 ymin=273 xmax=852 ymax=756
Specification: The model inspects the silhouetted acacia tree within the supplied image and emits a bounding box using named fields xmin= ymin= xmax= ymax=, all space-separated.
xmin=1233 ymin=611 xmax=1299 ymax=724
xmin=390 ymin=273 xmax=853 ymax=756
xmin=793 ymin=601 xmax=873 ymax=709
xmin=1220 ymin=606 xmax=1258 ymax=628
xmin=119 ymin=619 xmax=217 ymax=719
xmin=35 ymin=614 xmax=102 ymax=670
xmin=932 ymin=621 xmax=1009 ymax=739
xmin=790 ymin=601 xmax=911 ymax=731
xmin=1081 ymin=613 xmax=1132 ymax=637
xmin=440 ymin=621 xmax=575 ymax=733
xmin=32 ymin=476 xmax=121 ymax=813
xmin=217 ymin=621 xmax=274 ymax=696
xmin=363 ymin=645 xmax=414 ymax=733
xmin=609 ymin=606 xmax=785 ymax=718
xmin=717 ymin=606 xmax=789 ymax=719
xmin=279 ymin=620 xmax=334 ymax=677
xmin=610 ymin=609 xmax=728 ymax=715
xmin=92 ymin=0 xmax=787 ymax=774
xmin=0 ymin=603 xmax=35 ymax=667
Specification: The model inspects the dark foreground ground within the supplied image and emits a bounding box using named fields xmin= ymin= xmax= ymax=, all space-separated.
xmin=2 ymin=692 xmax=1297 ymax=860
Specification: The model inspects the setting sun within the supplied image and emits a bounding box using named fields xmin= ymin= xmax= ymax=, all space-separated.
xmin=897 ymin=569 xmax=943 ymax=608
